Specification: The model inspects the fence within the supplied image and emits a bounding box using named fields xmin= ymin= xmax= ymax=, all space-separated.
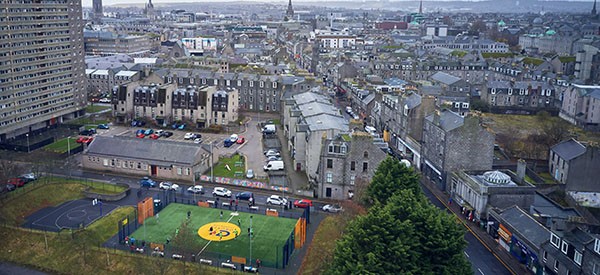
xmin=119 ymin=189 xmax=310 ymax=269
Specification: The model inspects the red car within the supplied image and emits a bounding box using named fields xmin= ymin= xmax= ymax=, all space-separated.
xmin=7 ymin=178 xmax=25 ymax=187
xmin=136 ymin=133 xmax=145 ymax=138
xmin=293 ymin=199 xmax=313 ymax=208
xmin=149 ymin=134 xmax=160 ymax=140
xmin=77 ymin=136 xmax=93 ymax=144
xmin=76 ymin=136 xmax=86 ymax=143
xmin=236 ymin=136 xmax=245 ymax=144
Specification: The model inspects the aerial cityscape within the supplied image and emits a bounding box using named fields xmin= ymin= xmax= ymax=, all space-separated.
xmin=1 ymin=0 xmax=600 ymax=274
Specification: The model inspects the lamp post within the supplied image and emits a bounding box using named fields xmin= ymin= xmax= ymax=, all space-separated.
xmin=26 ymin=133 xmax=30 ymax=153
xmin=210 ymin=142 xmax=214 ymax=183
xmin=249 ymin=215 xmax=253 ymax=266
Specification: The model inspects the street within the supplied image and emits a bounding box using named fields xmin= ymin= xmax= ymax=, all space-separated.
xmin=420 ymin=182 xmax=512 ymax=275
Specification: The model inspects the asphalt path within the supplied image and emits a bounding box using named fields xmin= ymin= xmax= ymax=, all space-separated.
xmin=420 ymin=183 xmax=511 ymax=275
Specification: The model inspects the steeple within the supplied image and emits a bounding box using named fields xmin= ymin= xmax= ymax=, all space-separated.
xmin=419 ymin=0 xmax=423 ymax=14
xmin=593 ymin=0 xmax=597 ymax=16
xmin=286 ymin=0 xmax=294 ymax=18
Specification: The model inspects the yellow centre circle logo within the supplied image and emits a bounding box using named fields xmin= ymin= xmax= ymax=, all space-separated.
xmin=198 ymin=222 xmax=241 ymax=242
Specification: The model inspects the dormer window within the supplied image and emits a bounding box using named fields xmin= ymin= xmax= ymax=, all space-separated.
xmin=340 ymin=144 xmax=347 ymax=154
xmin=551 ymin=233 xmax=560 ymax=248
xmin=328 ymin=142 xmax=334 ymax=153
xmin=595 ymin=239 xmax=600 ymax=254
xmin=561 ymin=240 xmax=568 ymax=254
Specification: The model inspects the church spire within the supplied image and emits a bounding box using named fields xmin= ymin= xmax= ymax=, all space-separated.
xmin=593 ymin=0 xmax=597 ymax=16
xmin=419 ymin=0 xmax=423 ymax=14
xmin=286 ymin=0 xmax=294 ymax=18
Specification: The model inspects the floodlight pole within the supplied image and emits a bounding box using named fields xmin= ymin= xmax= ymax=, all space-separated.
xmin=210 ymin=142 xmax=214 ymax=183
xmin=249 ymin=215 xmax=253 ymax=266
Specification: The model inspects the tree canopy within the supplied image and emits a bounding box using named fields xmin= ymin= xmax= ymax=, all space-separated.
xmin=364 ymin=157 xmax=421 ymax=206
xmin=327 ymin=191 xmax=471 ymax=275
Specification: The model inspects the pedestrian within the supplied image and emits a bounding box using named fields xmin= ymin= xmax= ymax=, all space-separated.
xmin=187 ymin=211 xmax=191 ymax=220
xmin=448 ymin=197 xmax=453 ymax=205
xmin=237 ymin=218 xmax=241 ymax=226
xmin=235 ymin=204 xmax=238 ymax=211
xmin=125 ymin=236 xmax=129 ymax=245
xmin=209 ymin=226 xmax=213 ymax=234
xmin=256 ymin=258 xmax=261 ymax=268
xmin=219 ymin=234 xmax=223 ymax=241
xmin=248 ymin=227 xmax=250 ymax=236
xmin=156 ymin=213 xmax=159 ymax=223
xmin=249 ymin=197 xmax=253 ymax=206
xmin=220 ymin=211 xmax=223 ymax=219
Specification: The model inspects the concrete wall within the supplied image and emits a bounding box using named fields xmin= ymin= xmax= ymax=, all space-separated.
xmin=566 ymin=145 xmax=600 ymax=192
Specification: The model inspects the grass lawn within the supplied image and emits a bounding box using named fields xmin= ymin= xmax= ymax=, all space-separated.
xmin=129 ymin=203 xmax=297 ymax=265
xmin=81 ymin=180 xmax=128 ymax=195
xmin=43 ymin=137 xmax=81 ymax=154
xmin=538 ymin=172 xmax=557 ymax=184
xmin=66 ymin=117 xmax=110 ymax=126
xmin=85 ymin=105 xmax=111 ymax=114
xmin=213 ymin=155 xmax=246 ymax=179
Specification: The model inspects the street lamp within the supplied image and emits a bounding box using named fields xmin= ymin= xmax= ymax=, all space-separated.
xmin=210 ymin=142 xmax=214 ymax=183
xmin=25 ymin=133 xmax=30 ymax=153
xmin=249 ymin=215 xmax=253 ymax=267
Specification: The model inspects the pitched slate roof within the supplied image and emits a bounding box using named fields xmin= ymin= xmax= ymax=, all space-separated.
xmin=499 ymin=206 xmax=550 ymax=249
xmin=86 ymin=136 xmax=203 ymax=166
xmin=430 ymin=72 xmax=462 ymax=85
xmin=551 ymin=139 xmax=586 ymax=161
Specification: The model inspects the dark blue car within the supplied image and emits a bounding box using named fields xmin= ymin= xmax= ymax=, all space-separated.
xmin=140 ymin=177 xmax=156 ymax=188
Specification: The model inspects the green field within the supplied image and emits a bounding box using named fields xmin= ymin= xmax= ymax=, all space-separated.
xmin=84 ymin=105 xmax=111 ymax=113
xmin=213 ymin=155 xmax=246 ymax=178
xmin=129 ymin=203 xmax=297 ymax=265
xmin=43 ymin=137 xmax=81 ymax=153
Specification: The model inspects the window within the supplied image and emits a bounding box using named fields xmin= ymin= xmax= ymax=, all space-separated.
xmin=595 ymin=239 xmax=600 ymax=254
xmin=328 ymin=144 xmax=334 ymax=153
xmin=351 ymin=161 xmax=356 ymax=171
xmin=363 ymin=162 xmax=368 ymax=172
xmin=574 ymin=251 xmax=582 ymax=266
xmin=593 ymin=263 xmax=600 ymax=275
xmin=561 ymin=241 xmax=568 ymax=254
xmin=341 ymin=144 xmax=347 ymax=154
xmin=326 ymin=172 xmax=333 ymax=183
xmin=177 ymin=168 xmax=182 ymax=175
xmin=327 ymin=159 xmax=333 ymax=168
xmin=185 ymin=168 xmax=190 ymax=176
xmin=103 ymin=159 xmax=109 ymax=166
xmin=551 ymin=233 xmax=560 ymax=248
xmin=543 ymin=251 xmax=547 ymax=263
xmin=363 ymin=151 xmax=369 ymax=158
xmin=554 ymin=260 xmax=559 ymax=272
xmin=350 ymin=175 xmax=355 ymax=185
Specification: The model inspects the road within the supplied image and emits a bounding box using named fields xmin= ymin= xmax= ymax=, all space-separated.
xmin=420 ymin=183 xmax=512 ymax=275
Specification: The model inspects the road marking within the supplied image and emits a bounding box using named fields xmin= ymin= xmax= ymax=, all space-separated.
xmin=117 ymin=130 xmax=129 ymax=136
xmin=478 ymin=268 xmax=484 ymax=275
xmin=464 ymin=251 xmax=470 ymax=258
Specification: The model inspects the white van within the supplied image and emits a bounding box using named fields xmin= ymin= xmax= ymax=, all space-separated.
xmin=365 ymin=126 xmax=377 ymax=135
xmin=263 ymin=160 xmax=284 ymax=171
xmin=263 ymin=124 xmax=276 ymax=134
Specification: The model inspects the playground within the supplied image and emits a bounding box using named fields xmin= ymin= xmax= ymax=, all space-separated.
xmin=24 ymin=199 xmax=118 ymax=232
xmin=127 ymin=203 xmax=302 ymax=267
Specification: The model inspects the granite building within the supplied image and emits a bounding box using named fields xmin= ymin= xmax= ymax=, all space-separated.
xmin=0 ymin=0 xmax=87 ymax=143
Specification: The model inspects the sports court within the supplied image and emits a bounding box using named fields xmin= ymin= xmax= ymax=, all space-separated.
xmin=24 ymin=199 xmax=119 ymax=232
xmin=128 ymin=203 xmax=299 ymax=266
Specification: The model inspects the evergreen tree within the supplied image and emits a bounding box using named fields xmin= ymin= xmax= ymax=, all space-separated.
xmin=364 ymin=157 xmax=421 ymax=205
xmin=328 ymin=191 xmax=471 ymax=274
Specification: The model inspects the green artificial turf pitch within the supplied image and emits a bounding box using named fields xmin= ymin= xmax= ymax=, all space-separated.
xmin=129 ymin=203 xmax=297 ymax=264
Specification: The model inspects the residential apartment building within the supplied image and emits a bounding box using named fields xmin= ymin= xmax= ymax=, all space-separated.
xmin=315 ymin=31 xmax=357 ymax=50
xmin=84 ymin=30 xmax=151 ymax=57
xmin=549 ymin=139 xmax=600 ymax=191
xmin=482 ymin=80 xmax=558 ymax=111
xmin=163 ymin=69 xmax=312 ymax=113
xmin=560 ymin=84 xmax=600 ymax=131
xmin=112 ymin=82 xmax=238 ymax=128
xmin=0 ymin=0 xmax=87 ymax=143
xmin=539 ymin=227 xmax=600 ymax=275
xmin=421 ymin=110 xmax=495 ymax=190
xmin=86 ymin=69 xmax=140 ymax=97
xmin=282 ymin=91 xmax=349 ymax=183
xmin=318 ymin=132 xmax=387 ymax=200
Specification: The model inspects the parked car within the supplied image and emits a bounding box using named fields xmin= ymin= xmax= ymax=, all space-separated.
xmin=76 ymin=136 xmax=93 ymax=144
xmin=162 ymin=131 xmax=173 ymax=138
xmin=246 ymin=169 xmax=254 ymax=179
xmin=184 ymin=132 xmax=195 ymax=140
xmin=266 ymin=156 xmax=282 ymax=161
xmin=322 ymin=204 xmax=343 ymax=213
xmin=263 ymin=160 xmax=284 ymax=171
xmin=79 ymin=128 xmax=96 ymax=136
xmin=294 ymin=199 xmax=313 ymax=208
xmin=224 ymin=139 xmax=234 ymax=147
xmin=235 ymin=191 xmax=253 ymax=201
xmin=97 ymin=124 xmax=109 ymax=129
xmin=149 ymin=134 xmax=160 ymax=140
xmin=212 ymin=187 xmax=232 ymax=198
xmin=236 ymin=136 xmax=245 ymax=144
xmin=7 ymin=178 xmax=25 ymax=187
xmin=229 ymin=134 xmax=238 ymax=143
xmin=159 ymin=181 xmax=173 ymax=190
xmin=140 ymin=177 xmax=156 ymax=188
xmin=19 ymin=173 xmax=37 ymax=183
xmin=131 ymin=120 xmax=146 ymax=127
xmin=266 ymin=195 xmax=287 ymax=206
xmin=264 ymin=149 xmax=280 ymax=157
xmin=144 ymin=129 xmax=154 ymax=135
xmin=98 ymin=98 xmax=111 ymax=103
xmin=136 ymin=132 xmax=145 ymax=138
xmin=155 ymin=130 xmax=164 ymax=136
xmin=193 ymin=133 xmax=202 ymax=139
xmin=193 ymin=138 xmax=202 ymax=144
xmin=187 ymin=185 xmax=205 ymax=194
xmin=5 ymin=183 xmax=16 ymax=192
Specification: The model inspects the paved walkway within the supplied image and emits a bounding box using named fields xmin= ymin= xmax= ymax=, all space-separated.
xmin=420 ymin=178 xmax=530 ymax=275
